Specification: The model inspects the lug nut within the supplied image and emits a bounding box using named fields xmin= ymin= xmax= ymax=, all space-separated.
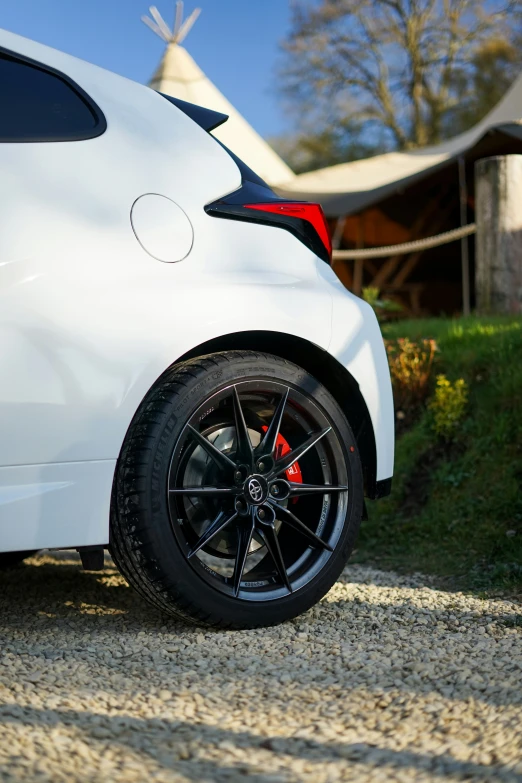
xmin=235 ymin=499 xmax=245 ymax=511
xmin=257 ymin=462 xmax=265 ymax=473
xmin=258 ymin=509 xmax=266 ymax=520
xmin=271 ymin=485 xmax=279 ymax=495
xmin=234 ymin=470 xmax=243 ymax=482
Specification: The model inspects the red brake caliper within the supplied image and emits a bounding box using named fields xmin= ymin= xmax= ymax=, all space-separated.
xmin=261 ymin=427 xmax=302 ymax=503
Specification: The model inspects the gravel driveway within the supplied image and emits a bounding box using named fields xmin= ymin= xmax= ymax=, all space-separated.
xmin=0 ymin=552 xmax=520 ymax=783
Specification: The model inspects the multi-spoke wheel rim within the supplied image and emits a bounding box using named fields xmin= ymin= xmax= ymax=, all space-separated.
xmin=167 ymin=380 xmax=350 ymax=601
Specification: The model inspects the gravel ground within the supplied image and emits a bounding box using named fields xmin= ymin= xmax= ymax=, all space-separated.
xmin=0 ymin=553 xmax=521 ymax=783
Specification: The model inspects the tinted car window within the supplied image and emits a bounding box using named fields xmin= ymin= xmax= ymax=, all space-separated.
xmin=0 ymin=51 xmax=105 ymax=142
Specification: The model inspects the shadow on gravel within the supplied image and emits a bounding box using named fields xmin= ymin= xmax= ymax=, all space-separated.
xmin=0 ymin=555 xmax=191 ymax=632
xmin=0 ymin=556 xmax=517 ymax=620
xmin=1 ymin=555 xmax=519 ymax=641
xmin=1 ymin=555 xmax=521 ymax=715
xmin=1 ymin=556 xmax=521 ymax=780
xmin=0 ymin=705 xmax=521 ymax=783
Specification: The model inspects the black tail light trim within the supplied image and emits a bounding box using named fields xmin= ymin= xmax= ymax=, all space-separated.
xmin=205 ymin=181 xmax=332 ymax=264
xmin=159 ymin=93 xmax=229 ymax=132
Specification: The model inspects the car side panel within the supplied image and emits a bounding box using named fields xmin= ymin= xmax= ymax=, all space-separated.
xmin=0 ymin=28 xmax=330 ymax=439
xmin=0 ymin=461 xmax=114 ymax=552
xmin=320 ymin=263 xmax=395 ymax=482
xmin=0 ymin=28 xmax=392 ymax=552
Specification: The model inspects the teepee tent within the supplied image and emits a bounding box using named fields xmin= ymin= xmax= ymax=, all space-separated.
xmin=143 ymin=3 xmax=294 ymax=186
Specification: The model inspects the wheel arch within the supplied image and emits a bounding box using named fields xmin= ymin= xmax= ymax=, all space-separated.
xmin=176 ymin=330 xmax=379 ymax=499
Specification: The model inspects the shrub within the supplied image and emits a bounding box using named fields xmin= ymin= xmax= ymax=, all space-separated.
xmin=385 ymin=337 xmax=437 ymax=413
xmin=362 ymin=287 xmax=402 ymax=320
xmin=428 ymin=374 xmax=468 ymax=440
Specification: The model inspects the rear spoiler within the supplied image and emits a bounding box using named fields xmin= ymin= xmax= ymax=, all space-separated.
xmin=159 ymin=93 xmax=229 ymax=133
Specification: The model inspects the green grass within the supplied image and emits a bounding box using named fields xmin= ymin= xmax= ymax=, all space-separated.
xmin=353 ymin=315 xmax=522 ymax=594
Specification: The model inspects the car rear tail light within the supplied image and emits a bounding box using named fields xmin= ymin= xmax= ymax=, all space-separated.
xmin=204 ymin=145 xmax=332 ymax=264
xmin=205 ymin=192 xmax=333 ymax=264
xmin=244 ymin=202 xmax=332 ymax=263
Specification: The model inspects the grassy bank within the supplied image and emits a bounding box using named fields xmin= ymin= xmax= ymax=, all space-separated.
xmin=354 ymin=315 xmax=522 ymax=593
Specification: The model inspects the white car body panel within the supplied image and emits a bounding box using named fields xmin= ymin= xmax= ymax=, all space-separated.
xmin=0 ymin=28 xmax=394 ymax=553
xmin=0 ymin=461 xmax=114 ymax=551
xmin=321 ymin=263 xmax=395 ymax=481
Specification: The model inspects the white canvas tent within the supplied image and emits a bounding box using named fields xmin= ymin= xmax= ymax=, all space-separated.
xmin=279 ymin=71 xmax=522 ymax=216
xmin=143 ymin=3 xmax=294 ymax=186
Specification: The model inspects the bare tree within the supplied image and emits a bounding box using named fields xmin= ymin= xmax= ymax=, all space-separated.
xmin=446 ymin=36 xmax=522 ymax=136
xmin=279 ymin=0 xmax=522 ymax=156
xmin=270 ymin=118 xmax=387 ymax=173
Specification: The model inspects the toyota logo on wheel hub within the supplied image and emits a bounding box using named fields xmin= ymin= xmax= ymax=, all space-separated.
xmin=245 ymin=475 xmax=268 ymax=505
xmin=248 ymin=478 xmax=263 ymax=502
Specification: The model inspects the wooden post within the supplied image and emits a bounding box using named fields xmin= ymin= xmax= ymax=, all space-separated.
xmin=331 ymin=215 xmax=347 ymax=250
xmin=458 ymin=157 xmax=471 ymax=316
xmin=352 ymin=214 xmax=365 ymax=296
xmin=475 ymin=155 xmax=522 ymax=314
xmin=371 ymin=194 xmax=442 ymax=290
xmin=330 ymin=215 xmax=353 ymax=289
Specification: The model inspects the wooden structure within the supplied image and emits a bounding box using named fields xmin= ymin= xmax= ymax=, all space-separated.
xmin=141 ymin=9 xmax=522 ymax=314
xmin=278 ymin=72 xmax=522 ymax=316
xmin=329 ymin=190 xmax=459 ymax=315
xmin=322 ymin=134 xmax=522 ymax=317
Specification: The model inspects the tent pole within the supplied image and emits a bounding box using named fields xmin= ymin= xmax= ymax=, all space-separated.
xmin=353 ymin=214 xmax=365 ymax=296
xmin=332 ymin=215 xmax=346 ymax=250
xmin=458 ymin=157 xmax=471 ymax=316
xmin=331 ymin=215 xmax=353 ymax=290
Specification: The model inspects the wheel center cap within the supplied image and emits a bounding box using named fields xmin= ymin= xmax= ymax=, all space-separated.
xmin=244 ymin=474 xmax=268 ymax=506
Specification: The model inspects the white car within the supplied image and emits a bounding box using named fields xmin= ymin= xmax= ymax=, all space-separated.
xmin=0 ymin=28 xmax=394 ymax=628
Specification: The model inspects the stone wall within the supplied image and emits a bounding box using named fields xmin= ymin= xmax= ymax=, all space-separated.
xmin=475 ymin=155 xmax=522 ymax=314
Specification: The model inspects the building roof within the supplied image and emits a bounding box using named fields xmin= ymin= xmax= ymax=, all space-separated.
xmin=144 ymin=4 xmax=294 ymax=186
xmin=278 ymin=70 xmax=522 ymax=216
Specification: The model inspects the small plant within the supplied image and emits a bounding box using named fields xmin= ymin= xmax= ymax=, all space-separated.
xmin=385 ymin=337 xmax=437 ymax=413
xmin=428 ymin=374 xmax=468 ymax=440
xmin=362 ymin=287 xmax=402 ymax=320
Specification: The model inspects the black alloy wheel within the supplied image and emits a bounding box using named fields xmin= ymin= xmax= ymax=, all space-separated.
xmin=169 ymin=380 xmax=349 ymax=600
xmin=111 ymin=352 xmax=363 ymax=628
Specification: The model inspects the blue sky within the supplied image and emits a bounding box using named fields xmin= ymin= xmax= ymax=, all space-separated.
xmin=1 ymin=0 xmax=292 ymax=138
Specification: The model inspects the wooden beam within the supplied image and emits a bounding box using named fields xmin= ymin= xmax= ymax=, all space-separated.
xmin=331 ymin=215 xmax=350 ymax=289
xmin=370 ymin=195 xmax=445 ymax=290
xmin=331 ymin=216 xmax=347 ymax=250
xmin=352 ymin=214 xmax=365 ymax=295
xmin=458 ymin=157 xmax=471 ymax=316
xmin=365 ymin=259 xmax=378 ymax=276
xmin=390 ymin=250 xmax=424 ymax=288
xmin=333 ymin=261 xmax=353 ymax=289
xmin=353 ymin=259 xmax=364 ymax=295
xmin=390 ymin=200 xmax=457 ymax=288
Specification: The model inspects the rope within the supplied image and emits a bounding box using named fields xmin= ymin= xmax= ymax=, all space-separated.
xmin=332 ymin=223 xmax=476 ymax=260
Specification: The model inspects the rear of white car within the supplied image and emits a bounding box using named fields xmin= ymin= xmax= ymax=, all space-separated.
xmin=0 ymin=28 xmax=394 ymax=627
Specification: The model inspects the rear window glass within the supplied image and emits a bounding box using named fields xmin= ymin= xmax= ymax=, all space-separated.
xmin=0 ymin=51 xmax=104 ymax=142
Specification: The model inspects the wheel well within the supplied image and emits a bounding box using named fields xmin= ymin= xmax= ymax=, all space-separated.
xmin=178 ymin=331 xmax=378 ymax=498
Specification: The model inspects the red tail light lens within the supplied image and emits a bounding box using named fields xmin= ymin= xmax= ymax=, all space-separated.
xmin=244 ymin=202 xmax=332 ymax=262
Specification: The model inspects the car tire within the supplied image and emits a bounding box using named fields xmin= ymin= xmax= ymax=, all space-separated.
xmin=0 ymin=551 xmax=37 ymax=569
xmin=110 ymin=351 xmax=363 ymax=629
